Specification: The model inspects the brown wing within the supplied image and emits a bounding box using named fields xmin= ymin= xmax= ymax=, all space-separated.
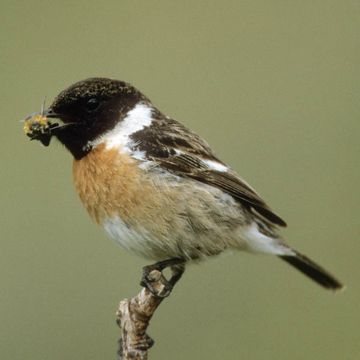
xmin=130 ymin=112 xmax=287 ymax=227
xmin=156 ymin=153 xmax=287 ymax=227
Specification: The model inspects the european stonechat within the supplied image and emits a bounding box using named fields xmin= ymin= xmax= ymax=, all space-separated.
xmin=24 ymin=77 xmax=343 ymax=294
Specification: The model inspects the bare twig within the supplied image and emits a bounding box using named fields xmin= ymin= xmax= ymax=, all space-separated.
xmin=116 ymin=269 xmax=174 ymax=360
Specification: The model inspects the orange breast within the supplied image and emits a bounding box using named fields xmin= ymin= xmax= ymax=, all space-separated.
xmin=72 ymin=144 xmax=159 ymax=225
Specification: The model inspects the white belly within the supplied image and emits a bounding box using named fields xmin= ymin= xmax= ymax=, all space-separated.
xmin=103 ymin=216 xmax=168 ymax=260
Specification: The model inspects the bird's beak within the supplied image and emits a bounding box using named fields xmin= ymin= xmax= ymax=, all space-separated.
xmin=23 ymin=108 xmax=66 ymax=146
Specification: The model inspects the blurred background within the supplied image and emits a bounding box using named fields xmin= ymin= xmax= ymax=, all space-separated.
xmin=0 ymin=1 xmax=359 ymax=359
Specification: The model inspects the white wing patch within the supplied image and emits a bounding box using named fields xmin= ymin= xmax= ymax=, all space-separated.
xmin=174 ymin=149 xmax=229 ymax=172
xmin=202 ymin=159 xmax=228 ymax=172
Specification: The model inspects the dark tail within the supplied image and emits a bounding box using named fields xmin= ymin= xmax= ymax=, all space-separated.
xmin=279 ymin=251 xmax=344 ymax=291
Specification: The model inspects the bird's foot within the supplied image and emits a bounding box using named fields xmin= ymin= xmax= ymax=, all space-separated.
xmin=140 ymin=258 xmax=185 ymax=298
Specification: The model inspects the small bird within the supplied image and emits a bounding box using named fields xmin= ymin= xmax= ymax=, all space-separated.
xmin=24 ymin=77 xmax=343 ymax=295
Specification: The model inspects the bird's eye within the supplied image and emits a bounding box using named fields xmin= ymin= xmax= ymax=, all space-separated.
xmin=85 ymin=98 xmax=100 ymax=112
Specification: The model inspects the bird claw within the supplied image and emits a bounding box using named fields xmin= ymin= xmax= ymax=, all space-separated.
xmin=140 ymin=269 xmax=173 ymax=298
xmin=140 ymin=258 xmax=186 ymax=298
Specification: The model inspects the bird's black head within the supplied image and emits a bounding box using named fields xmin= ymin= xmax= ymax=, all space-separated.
xmin=36 ymin=78 xmax=148 ymax=159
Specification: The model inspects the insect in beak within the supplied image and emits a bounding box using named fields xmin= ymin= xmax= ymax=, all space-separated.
xmin=22 ymin=99 xmax=70 ymax=146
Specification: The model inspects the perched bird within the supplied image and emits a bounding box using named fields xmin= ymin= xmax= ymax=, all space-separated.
xmin=24 ymin=77 xmax=343 ymax=295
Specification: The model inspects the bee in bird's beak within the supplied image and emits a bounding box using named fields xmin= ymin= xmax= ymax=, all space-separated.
xmin=22 ymin=99 xmax=66 ymax=146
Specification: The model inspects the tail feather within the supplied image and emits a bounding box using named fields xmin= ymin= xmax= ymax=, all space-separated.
xmin=279 ymin=251 xmax=344 ymax=291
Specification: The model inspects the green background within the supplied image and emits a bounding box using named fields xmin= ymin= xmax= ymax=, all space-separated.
xmin=1 ymin=1 xmax=359 ymax=359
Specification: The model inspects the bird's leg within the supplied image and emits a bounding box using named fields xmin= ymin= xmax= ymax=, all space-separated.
xmin=141 ymin=257 xmax=186 ymax=298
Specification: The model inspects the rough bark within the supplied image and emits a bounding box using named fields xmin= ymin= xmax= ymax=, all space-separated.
xmin=116 ymin=269 xmax=173 ymax=360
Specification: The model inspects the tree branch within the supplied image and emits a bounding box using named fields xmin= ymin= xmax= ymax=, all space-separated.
xmin=116 ymin=269 xmax=173 ymax=360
